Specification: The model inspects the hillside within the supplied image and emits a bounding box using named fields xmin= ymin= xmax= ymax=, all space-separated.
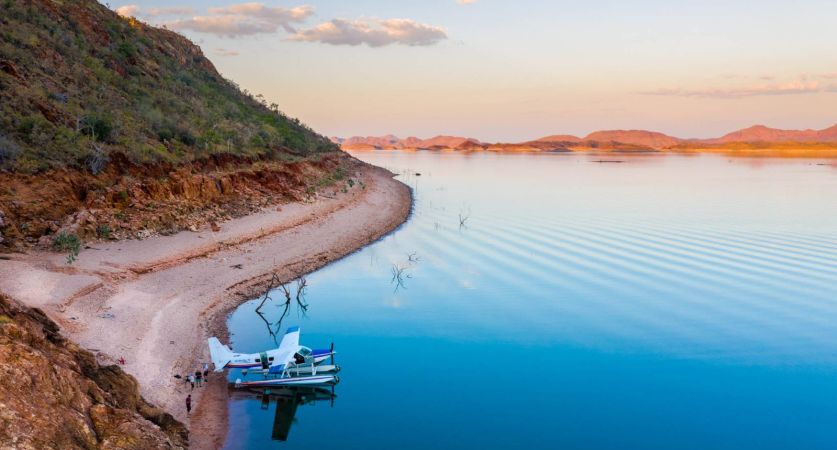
xmin=0 ymin=0 xmax=351 ymax=250
xmin=0 ymin=0 xmax=336 ymax=173
xmin=0 ymin=293 xmax=187 ymax=448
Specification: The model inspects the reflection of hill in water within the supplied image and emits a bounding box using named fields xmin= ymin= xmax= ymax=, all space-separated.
xmin=232 ymin=386 xmax=336 ymax=442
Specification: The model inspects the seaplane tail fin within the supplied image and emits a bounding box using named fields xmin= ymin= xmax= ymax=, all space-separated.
xmin=208 ymin=337 xmax=234 ymax=372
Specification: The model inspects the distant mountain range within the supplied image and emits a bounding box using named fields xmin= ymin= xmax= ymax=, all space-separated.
xmin=333 ymin=124 xmax=837 ymax=154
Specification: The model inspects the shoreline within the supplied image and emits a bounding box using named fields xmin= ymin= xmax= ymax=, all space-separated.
xmin=0 ymin=163 xmax=413 ymax=449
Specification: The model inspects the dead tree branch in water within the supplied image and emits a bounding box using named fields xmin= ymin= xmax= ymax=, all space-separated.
xmin=279 ymin=281 xmax=292 ymax=306
xmin=253 ymin=272 xmax=301 ymax=343
xmin=272 ymin=301 xmax=291 ymax=337
xmin=255 ymin=273 xmax=281 ymax=313
xmin=295 ymin=276 xmax=309 ymax=312
xmin=256 ymin=309 xmax=279 ymax=346
xmin=458 ymin=213 xmax=470 ymax=229
xmin=407 ymin=252 xmax=420 ymax=264
xmin=391 ymin=264 xmax=411 ymax=292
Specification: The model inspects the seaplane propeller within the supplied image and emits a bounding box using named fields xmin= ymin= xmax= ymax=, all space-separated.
xmin=330 ymin=342 xmax=335 ymax=366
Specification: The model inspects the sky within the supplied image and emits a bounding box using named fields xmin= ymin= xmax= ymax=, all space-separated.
xmin=111 ymin=0 xmax=837 ymax=142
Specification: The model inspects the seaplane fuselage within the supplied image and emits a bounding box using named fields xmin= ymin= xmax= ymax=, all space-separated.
xmin=224 ymin=346 xmax=334 ymax=370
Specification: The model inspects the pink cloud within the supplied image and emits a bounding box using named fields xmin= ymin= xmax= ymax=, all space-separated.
xmin=115 ymin=5 xmax=139 ymax=17
xmin=642 ymin=80 xmax=837 ymax=98
xmin=289 ymin=18 xmax=448 ymax=47
xmin=166 ymin=4 xmax=313 ymax=37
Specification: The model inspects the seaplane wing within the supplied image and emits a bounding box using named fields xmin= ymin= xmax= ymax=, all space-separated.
xmin=266 ymin=326 xmax=302 ymax=374
xmin=277 ymin=326 xmax=300 ymax=354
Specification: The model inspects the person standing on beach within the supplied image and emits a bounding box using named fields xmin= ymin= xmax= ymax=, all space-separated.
xmin=195 ymin=370 xmax=202 ymax=387
xmin=188 ymin=374 xmax=194 ymax=390
xmin=186 ymin=394 xmax=192 ymax=416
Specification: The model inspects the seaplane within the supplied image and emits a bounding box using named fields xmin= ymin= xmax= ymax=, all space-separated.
xmin=208 ymin=326 xmax=340 ymax=387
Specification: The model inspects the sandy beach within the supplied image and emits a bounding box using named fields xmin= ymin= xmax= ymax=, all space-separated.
xmin=0 ymin=164 xmax=412 ymax=449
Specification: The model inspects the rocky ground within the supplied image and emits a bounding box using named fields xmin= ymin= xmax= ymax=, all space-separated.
xmin=0 ymin=293 xmax=188 ymax=449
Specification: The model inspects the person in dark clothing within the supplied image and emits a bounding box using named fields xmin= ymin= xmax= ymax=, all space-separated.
xmin=203 ymin=368 xmax=209 ymax=380
xmin=186 ymin=394 xmax=192 ymax=415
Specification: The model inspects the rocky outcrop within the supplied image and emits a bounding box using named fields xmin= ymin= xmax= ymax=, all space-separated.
xmin=0 ymin=293 xmax=187 ymax=449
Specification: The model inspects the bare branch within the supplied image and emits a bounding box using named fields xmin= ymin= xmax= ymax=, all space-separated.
xmin=295 ymin=276 xmax=309 ymax=311
xmin=391 ymin=264 xmax=411 ymax=292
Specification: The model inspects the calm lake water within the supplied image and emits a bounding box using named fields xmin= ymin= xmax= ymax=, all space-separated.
xmin=224 ymin=151 xmax=837 ymax=449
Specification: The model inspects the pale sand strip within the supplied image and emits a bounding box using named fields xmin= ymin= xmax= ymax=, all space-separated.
xmin=0 ymin=165 xmax=412 ymax=448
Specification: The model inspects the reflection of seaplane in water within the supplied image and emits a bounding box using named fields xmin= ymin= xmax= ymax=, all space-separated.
xmin=208 ymin=326 xmax=340 ymax=387
xmin=234 ymin=386 xmax=336 ymax=442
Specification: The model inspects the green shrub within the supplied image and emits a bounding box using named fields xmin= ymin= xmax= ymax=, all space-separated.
xmin=80 ymin=115 xmax=113 ymax=142
xmin=52 ymin=232 xmax=80 ymax=264
xmin=0 ymin=134 xmax=22 ymax=168
xmin=96 ymin=224 xmax=112 ymax=239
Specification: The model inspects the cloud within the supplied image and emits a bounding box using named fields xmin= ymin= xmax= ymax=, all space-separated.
xmin=215 ymin=48 xmax=240 ymax=57
xmin=289 ymin=18 xmax=448 ymax=47
xmin=146 ymin=7 xmax=196 ymax=17
xmin=642 ymin=80 xmax=837 ymax=99
xmin=115 ymin=5 xmax=139 ymax=17
xmin=165 ymin=3 xmax=314 ymax=37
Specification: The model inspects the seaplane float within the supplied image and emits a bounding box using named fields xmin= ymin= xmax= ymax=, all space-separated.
xmin=208 ymin=326 xmax=340 ymax=388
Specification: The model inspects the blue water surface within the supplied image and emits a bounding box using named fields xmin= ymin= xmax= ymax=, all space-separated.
xmin=224 ymin=152 xmax=837 ymax=449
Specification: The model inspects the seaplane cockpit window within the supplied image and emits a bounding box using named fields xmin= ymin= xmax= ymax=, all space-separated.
xmin=255 ymin=358 xmax=260 ymax=363
xmin=299 ymin=347 xmax=312 ymax=356
xmin=268 ymin=357 xmax=274 ymax=362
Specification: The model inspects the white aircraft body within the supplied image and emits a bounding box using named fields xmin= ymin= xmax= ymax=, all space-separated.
xmin=208 ymin=326 xmax=339 ymax=387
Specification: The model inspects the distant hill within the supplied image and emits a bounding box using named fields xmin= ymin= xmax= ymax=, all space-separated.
xmin=418 ymin=135 xmax=481 ymax=149
xmin=583 ymin=130 xmax=681 ymax=148
xmin=0 ymin=0 xmax=336 ymax=173
xmin=334 ymin=135 xmax=480 ymax=150
xmin=534 ymin=134 xmax=582 ymax=144
xmin=711 ymin=124 xmax=837 ymax=144
xmin=337 ymin=123 xmax=837 ymax=156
